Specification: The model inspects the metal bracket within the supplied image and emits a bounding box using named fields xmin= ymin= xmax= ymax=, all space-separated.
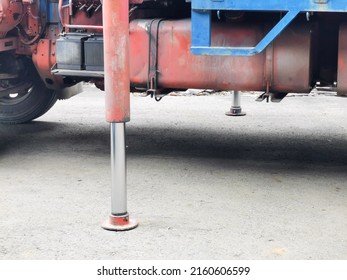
xmin=146 ymin=19 xmax=163 ymax=97
xmin=0 ymin=37 xmax=17 ymax=52
xmin=256 ymin=92 xmax=270 ymax=103
xmin=256 ymin=92 xmax=288 ymax=103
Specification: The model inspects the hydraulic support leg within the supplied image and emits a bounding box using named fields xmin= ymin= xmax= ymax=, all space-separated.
xmin=102 ymin=0 xmax=138 ymax=231
xmin=225 ymin=91 xmax=246 ymax=116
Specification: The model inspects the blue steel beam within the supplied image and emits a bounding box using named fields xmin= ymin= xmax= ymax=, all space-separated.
xmin=192 ymin=0 xmax=347 ymax=12
xmin=191 ymin=0 xmax=347 ymax=56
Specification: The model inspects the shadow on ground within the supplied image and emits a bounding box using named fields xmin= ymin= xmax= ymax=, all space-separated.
xmin=0 ymin=120 xmax=346 ymax=173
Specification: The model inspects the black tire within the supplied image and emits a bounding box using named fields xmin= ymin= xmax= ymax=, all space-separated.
xmin=0 ymin=62 xmax=57 ymax=124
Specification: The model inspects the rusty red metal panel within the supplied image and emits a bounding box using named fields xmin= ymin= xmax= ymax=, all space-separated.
xmin=272 ymin=24 xmax=312 ymax=93
xmin=26 ymin=5 xmax=40 ymax=36
xmin=32 ymin=39 xmax=64 ymax=89
xmin=337 ymin=24 xmax=347 ymax=96
xmin=103 ymin=0 xmax=130 ymax=123
xmin=0 ymin=0 xmax=23 ymax=38
xmin=129 ymin=19 xmax=313 ymax=93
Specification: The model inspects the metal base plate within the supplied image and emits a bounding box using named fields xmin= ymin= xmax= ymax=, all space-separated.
xmin=225 ymin=111 xmax=247 ymax=116
xmin=102 ymin=217 xmax=138 ymax=231
xmin=225 ymin=108 xmax=246 ymax=116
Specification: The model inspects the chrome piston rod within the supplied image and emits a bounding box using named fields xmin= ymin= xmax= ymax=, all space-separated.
xmin=110 ymin=122 xmax=127 ymax=215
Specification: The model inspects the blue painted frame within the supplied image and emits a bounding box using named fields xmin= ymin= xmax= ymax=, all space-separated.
xmin=192 ymin=0 xmax=347 ymax=12
xmin=191 ymin=0 xmax=347 ymax=56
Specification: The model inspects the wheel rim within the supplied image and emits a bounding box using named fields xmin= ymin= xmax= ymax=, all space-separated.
xmin=0 ymin=65 xmax=35 ymax=106
xmin=0 ymin=85 xmax=34 ymax=106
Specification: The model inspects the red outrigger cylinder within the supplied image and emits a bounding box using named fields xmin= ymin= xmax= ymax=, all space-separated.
xmin=103 ymin=0 xmax=130 ymax=123
xmin=102 ymin=0 xmax=138 ymax=231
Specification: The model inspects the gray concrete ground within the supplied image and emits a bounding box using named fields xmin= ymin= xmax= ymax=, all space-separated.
xmin=0 ymin=85 xmax=346 ymax=260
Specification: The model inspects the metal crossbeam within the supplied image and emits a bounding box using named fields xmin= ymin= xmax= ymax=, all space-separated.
xmin=191 ymin=9 xmax=300 ymax=56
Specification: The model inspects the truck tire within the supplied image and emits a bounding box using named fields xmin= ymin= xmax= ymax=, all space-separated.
xmin=0 ymin=64 xmax=57 ymax=124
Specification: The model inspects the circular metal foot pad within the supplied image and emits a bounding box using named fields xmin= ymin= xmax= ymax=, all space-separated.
xmin=225 ymin=107 xmax=246 ymax=116
xmin=102 ymin=214 xmax=138 ymax=231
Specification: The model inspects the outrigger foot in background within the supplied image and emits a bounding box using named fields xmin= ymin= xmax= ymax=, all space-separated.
xmin=225 ymin=90 xmax=246 ymax=116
